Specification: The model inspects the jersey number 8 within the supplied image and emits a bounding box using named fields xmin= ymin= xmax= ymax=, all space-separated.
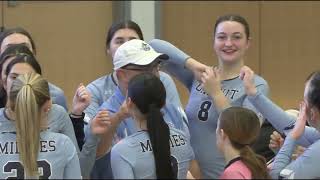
xmin=197 ymin=101 xmax=212 ymax=121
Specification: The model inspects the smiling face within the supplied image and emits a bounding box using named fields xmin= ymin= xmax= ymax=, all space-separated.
xmin=213 ymin=21 xmax=250 ymax=64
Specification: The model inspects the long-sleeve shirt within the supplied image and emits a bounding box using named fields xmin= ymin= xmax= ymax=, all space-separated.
xmin=83 ymin=71 xmax=187 ymax=179
xmin=247 ymin=91 xmax=320 ymax=147
xmin=84 ymin=73 xmax=118 ymax=121
xmin=270 ymin=135 xmax=320 ymax=179
xmin=149 ymin=39 xmax=270 ymax=179
xmin=0 ymin=105 xmax=99 ymax=178
xmin=48 ymin=82 xmax=68 ymax=111
xmin=111 ymin=127 xmax=194 ymax=179
xmin=0 ymin=131 xmax=81 ymax=179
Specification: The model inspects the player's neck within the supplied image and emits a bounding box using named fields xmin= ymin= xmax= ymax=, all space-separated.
xmin=219 ymin=60 xmax=244 ymax=80
xmin=223 ymin=144 xmax=241 ymax=165
xmin=133 ymin=113 xmax=148 ymax=131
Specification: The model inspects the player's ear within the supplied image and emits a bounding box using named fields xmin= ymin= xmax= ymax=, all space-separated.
xmin=220 ymin=129 xmax=228 ymax=141
xmin=41 ymin=99 xmax=52 ymax=114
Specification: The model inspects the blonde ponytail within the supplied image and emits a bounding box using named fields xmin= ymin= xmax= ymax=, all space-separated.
xmin=9 ymin=73 xmax=50 ymax=177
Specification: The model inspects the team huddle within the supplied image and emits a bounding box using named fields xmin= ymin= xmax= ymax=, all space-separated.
xmin=0 ymin=13 xmax=319 ymax=179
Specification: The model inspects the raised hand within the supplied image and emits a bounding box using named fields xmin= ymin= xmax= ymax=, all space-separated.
xmin=71 ymin=83 xmax=91 ymax=116
xmin=269 ymin=131 xmax=284 ymax=153
xmin=201 ymin=66 xmax=222 ymax=97
xmin=290 ymin=101 xmax=308 ymax=140
xmin=292 ymin=146 xmax=306 ymax=160
xmin=118 ymin=99 xmax=130 ymax=120
xmin=185 ymin=58 xmax=211 ymax=83
xmin=239 ymin=66 xmax=257 ymax=96
xmin=90 ymin=109 xmax=112 ymax=135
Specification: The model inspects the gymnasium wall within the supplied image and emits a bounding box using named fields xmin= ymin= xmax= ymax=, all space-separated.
xmin=3 ymin=1 xmax=320 ymax=110
xmin=161 ymin=1 xmax=320 ymax=109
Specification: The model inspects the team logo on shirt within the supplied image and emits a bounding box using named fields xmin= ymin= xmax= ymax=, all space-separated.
xmin=195 ymin=83 xmax=239 ymax=99
xmin=140 ymin=134 xmax=186 ymax=153
xmin=0 ymin=140 xmax=56 ymax=154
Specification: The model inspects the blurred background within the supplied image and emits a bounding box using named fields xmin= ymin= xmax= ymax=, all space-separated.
xmin=3 ymin=1 xmax=319 ymax=110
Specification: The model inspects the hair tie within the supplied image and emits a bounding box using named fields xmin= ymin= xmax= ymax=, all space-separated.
xmin=25 ymin=83 xmax=33 ymax=88
xmin=230 ymin=139 xmax=251 ymax=148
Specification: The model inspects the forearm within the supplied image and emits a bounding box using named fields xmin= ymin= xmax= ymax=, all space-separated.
xmin=60 ymin=112 xmax=81 ymax=155
xmin=247 ymin=91 xmax=296 ymax=133
xmin=70 ymin=113 xmax=85 ymax=150
xmin=209 ymin=91 xmax=230 ymax=113
xmin=149 ymin=39 xmax=195 ymax=88
xmin=161 ymin=62 xmax=194 ymax=90
xmin=270 ymin=135 xmax=296 ymax=179
xmin=96 ymin=112 xmax=125 ymax=158
xmin=149 ymin=39 xmax=190 ymax=67
xmin=79 ymin=129 xmax=100 ymax=178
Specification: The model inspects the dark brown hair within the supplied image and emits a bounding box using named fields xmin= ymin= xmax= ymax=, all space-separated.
xmin=214 ymin=14 xmax=250 ymax=40
xmin=105 ymin=20 xmax=143 ymax=49
xmin=306 ymin=71 xmax=320 ymax=112
xmin=0 ymin=27 xmax=36 ymax=54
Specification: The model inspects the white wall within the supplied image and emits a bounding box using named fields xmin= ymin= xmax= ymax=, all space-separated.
xmin=130 ymin=1 xmax=156 ymax=42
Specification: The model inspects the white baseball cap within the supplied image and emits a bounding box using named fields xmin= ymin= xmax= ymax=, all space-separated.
xmin=113 ymin=39 xmax=169 ymax=70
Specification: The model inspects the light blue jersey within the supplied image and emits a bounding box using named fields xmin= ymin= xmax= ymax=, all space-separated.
xmin=83 ymin=73 xmax=117 ymax=179
xmin=48 ymin=82 xmax=68 ymax=111
xmin=111 ymin=127 xmax=194 ymax=179
xmin=96 ymin=72 xmax=190 ymax=178
xmin=248 ymin=91 xmax=320 ymax=147
xmin=0 ymin=105 xmax=78 ymax=150
xmin=0 ymin=105 xmax=99 ymax=178
xmin=102 ymin=87 xmax=189 ymax=142
xmin=0 ymin=131 xmax=81 ymax=179
xmin=85 ymin=73 xmax=117 ymax=120
xmin=186 ymin=75 xmax=268 ymax=178
xmin=150 ymin=39 xmax=269 ymax=178
xmin=85 ymin=71 xmax=187 ymax=179
xmin=271 ymin=136 xmax=320 ymax=179
xmin=245 ymin=90 xmax=320 ymax=178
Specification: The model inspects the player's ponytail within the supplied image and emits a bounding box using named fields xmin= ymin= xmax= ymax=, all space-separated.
xmin=239 ymin=145 xmax=270 ymax=179
xmin=9 ymin=72 xmax=50 ymax=177
xmin=218 ymin=107 xmax=271 ymax=179
xmin=146 ymin=103 xmax=174 ymax=179
xmin=128 ymin=72 xmax=175 ymax=179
